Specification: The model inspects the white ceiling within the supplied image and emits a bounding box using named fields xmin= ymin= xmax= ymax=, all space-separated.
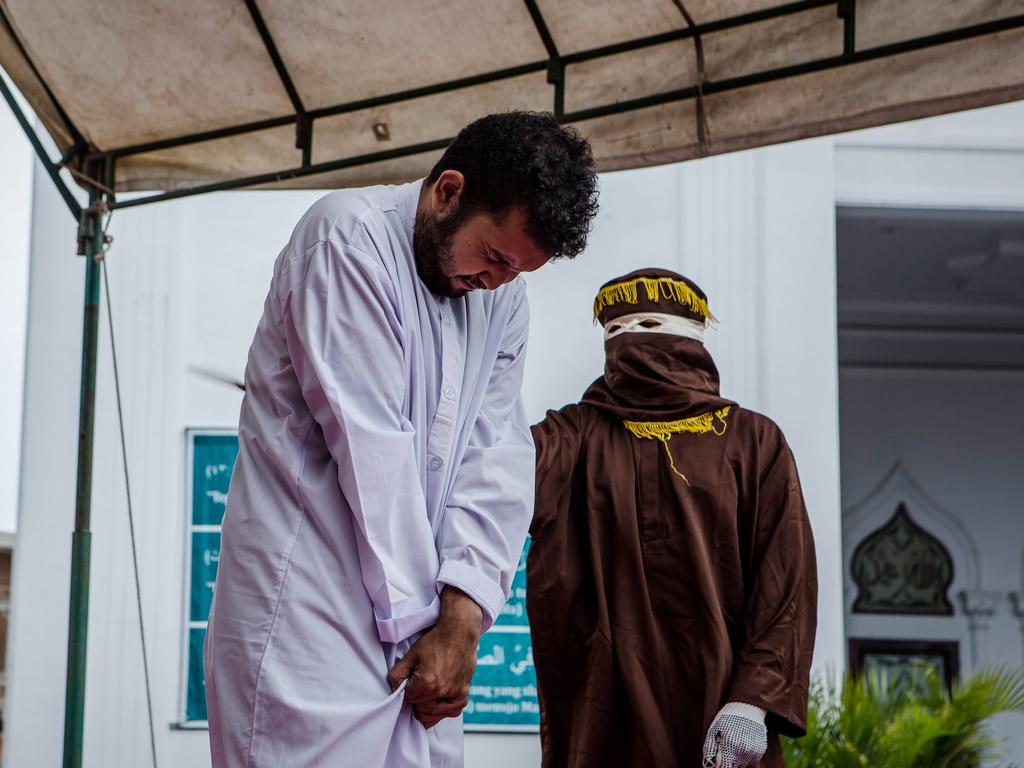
xmin=837 ymin=206 xmax=1024 ymax=369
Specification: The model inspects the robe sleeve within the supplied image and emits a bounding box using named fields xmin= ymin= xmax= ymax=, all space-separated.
xmin=435 ymin=279 xmax=535 ymax=632
xmin=529 ymin=404 xmax=584 ymax=536
xmin=727 ymin=434 xmax=818 ymax=738
xmin=282 ymin=239 xmax=442 ymax=644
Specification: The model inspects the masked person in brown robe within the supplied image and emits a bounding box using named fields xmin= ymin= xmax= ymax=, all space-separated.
xmin=527 ymin=268 xmax=817 ymax=768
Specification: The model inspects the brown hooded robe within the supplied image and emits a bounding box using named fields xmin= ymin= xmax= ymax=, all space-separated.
xmin=527 ymin=333 xmax=817 ymax=768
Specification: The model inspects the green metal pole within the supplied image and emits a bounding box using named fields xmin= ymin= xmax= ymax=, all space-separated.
xmin=63 ymin=190 xmax=103 ymax=768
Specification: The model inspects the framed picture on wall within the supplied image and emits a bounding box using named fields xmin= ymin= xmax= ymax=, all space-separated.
xmin=848 ymin=638 xmax=960 ymax=693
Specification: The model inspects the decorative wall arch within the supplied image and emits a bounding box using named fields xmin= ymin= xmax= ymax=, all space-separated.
xmin=844 ymin=461 xmax=981 ymax=604
xmin=850 ymin=503 xmax=955 ymax=615
xmin=843 ymin=462 xmax=995 ymax=669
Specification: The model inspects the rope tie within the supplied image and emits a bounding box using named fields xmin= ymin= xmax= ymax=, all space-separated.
xmin=98 ymin=211 xmax=159 ymax=768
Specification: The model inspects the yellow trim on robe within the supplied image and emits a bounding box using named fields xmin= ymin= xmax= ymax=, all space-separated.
xmin=593 ymin=276 xmax=717 ymax=324
xmin=622 ymin=407 xmax=731 ymax=485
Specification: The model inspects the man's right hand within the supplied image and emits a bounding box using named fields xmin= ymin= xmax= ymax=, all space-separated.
xmin=701 ymin=702 xmax=768 ymax=768
xmin=387 ymin=587 xmax=483 ymax=728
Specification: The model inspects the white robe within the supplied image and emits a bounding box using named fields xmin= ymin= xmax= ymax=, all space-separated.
xmin=205 ymin=181 xmax=535 ymax=767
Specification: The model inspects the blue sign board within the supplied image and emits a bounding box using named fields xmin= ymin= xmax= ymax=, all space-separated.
xmin=463 ymin=539 xmax=538 ymax=731
xmin=181 ymin=431 xmax=538 ymax=731
xmin=182 ymin=431 xmax=236 ymax=724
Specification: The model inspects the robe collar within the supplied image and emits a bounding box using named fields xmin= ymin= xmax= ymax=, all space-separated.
xmin=396 ymin=178 xmax=425 ymax=246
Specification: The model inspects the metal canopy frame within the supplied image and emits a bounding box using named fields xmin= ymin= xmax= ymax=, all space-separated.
xmin=2 ymin=2 xmax=1024 ymax=768
xmin=5 ymin=0 xmax=1024 ymax=219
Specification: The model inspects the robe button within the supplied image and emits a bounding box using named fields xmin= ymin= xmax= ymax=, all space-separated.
xmin=442 ymin=312 xmax=452 ymax=326
xmin=443 ymin=385 xmax=457 ymax=400
xmin=428 ymin=455 xmax=445 ymax=472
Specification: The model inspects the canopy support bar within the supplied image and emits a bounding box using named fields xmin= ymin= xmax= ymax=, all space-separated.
xmin=0 ymin=5 xmax=87 ymax=151
xmin=109 ymin=137 xmax=453 ymax=210
xmin=242 ymin=0 xmax=313 ymax=162
xmin=838 ymin=0 xmax=857 ymax=55
xmin=243 ymin=0 xmax=305 ymax=115
xmin=0 ymin=71 xmax=81 ymax=218
xmin=522 ymin=0 xmax=564 ymax=116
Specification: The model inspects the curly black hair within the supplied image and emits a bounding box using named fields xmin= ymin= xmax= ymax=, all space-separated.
xmin=426 ymin=111 xmax=599 ymax=260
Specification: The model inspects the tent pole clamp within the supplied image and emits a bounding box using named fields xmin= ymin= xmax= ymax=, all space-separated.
xmin=59 ymin=141 xmax=87 ymax=167
xmin=75 ymin=158 xmax=111 ymax=255
xmin=76 ymin=200 xmax=108 ymax=257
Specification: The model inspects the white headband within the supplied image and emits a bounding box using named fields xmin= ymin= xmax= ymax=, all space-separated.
xmin=603 ymin=312 xmax=707 ymax=342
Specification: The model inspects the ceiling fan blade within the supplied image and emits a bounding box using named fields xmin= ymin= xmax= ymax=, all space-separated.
xmin=188 ymin=366 xmax=246 ymax=392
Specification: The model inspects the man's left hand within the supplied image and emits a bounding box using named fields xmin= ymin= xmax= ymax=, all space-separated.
xmin=387 ymin=587 xmax=483 ymax=728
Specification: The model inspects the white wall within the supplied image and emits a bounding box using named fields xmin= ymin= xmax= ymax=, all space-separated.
xmin=0 ymin=98 xmax=32 ymax=534
xmin=5 ymin=159 xmax=82 ymax=768
xmin=836 ymin=101 xmax=1024 ymax=210
xmin=7 ymin=140 xmax=845 ymax=767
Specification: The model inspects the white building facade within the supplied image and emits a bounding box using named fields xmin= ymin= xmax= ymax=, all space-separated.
xmin=834 ymin=102 xmax=1024 ymax=760
xmin=6 ymin=100 xmax=1023 ymax=766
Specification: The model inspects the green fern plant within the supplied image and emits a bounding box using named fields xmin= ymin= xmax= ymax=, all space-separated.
xmin=782 ymin=666 xmax=1024 ymax=768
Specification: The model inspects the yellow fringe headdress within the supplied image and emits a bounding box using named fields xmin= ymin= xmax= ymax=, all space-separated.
xmin=593 ymin=276 xmax=717 ymax=325
xmin=622 ymin=407 xmax=731 ymax=485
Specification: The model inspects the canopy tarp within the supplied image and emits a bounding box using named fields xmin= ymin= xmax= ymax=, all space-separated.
xmin=2 ymin=0 xmax=1023 ymax=209
xmin=3 ymin=5 xmax=1024 ymax=768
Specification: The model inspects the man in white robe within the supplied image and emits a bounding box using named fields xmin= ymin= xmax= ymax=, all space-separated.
xmin=205 ymin=112 xmax=599 ymax=767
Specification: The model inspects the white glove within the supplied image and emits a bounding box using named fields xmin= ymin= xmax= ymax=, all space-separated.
xmin=701 ymin=702 xmax=768 ymax=768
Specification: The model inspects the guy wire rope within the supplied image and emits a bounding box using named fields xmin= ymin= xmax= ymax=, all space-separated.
xmin=96 ymin=211 xmax=159 ymax=768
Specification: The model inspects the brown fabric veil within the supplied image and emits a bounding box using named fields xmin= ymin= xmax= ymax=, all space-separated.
xmin=582 ymin=333 xmax=734 ymax=423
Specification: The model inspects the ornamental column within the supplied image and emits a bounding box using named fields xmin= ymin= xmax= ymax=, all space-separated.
xmin=958 ymin=590 xmax=1002 ymax=669
xmin=1009 ymin=592 xmax=1024 ymax=665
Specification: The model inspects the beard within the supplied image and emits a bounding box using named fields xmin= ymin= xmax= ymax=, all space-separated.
xmin=413 ymin=206 xmax=467 ymax=298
